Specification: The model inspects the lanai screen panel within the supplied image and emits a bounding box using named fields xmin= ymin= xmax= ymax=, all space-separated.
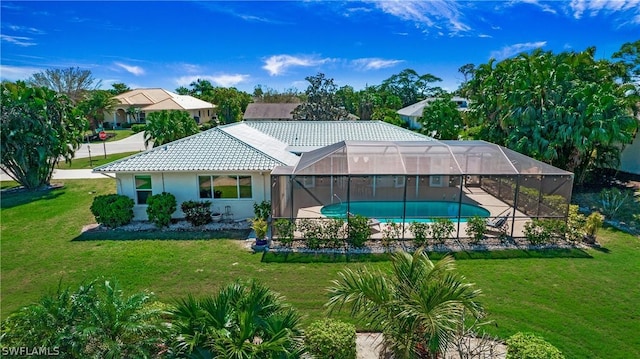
xmin=443 ymin=141 xmax=518 ymax=175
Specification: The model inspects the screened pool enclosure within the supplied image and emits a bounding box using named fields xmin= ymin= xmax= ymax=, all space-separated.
xmin=271 ymin=140 xmax=573 ymax=239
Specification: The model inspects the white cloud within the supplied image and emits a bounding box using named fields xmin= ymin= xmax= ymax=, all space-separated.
xmin=490 ymin=41 xmax=547 ymax=60
xmin=7 ymin=25 xmax=45 ymax=34
xmin=351 ymin=58 xmax=404 ymax=70
xmin=175 ymin=74 xmax=249 ymax=88
xmin=505 ymin=0 xmax=557 ymax=14
xmin=569 ymin=0 xmax=640 ymax=19
xmin=371 ymin=0 xmax=471 ymax=35
xmin=211 ymin=74 xmax=249 ymax=87
xmin=114 ymin=62 xmax=145 ymax=76
xmin=262 ymin=55 xmax=331 ymax=76
xmin=0 ymin=65 xmax=41 ymax=81
xmin=1 ymin=34 xmax=36 ymax=47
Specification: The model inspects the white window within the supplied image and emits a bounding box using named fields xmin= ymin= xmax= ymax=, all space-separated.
xmin=135 ymin=175 xmax=152 ymax=204
xmin=199 ymin=175 xmax=253 ymax=199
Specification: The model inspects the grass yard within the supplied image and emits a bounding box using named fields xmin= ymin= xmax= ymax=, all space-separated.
xmin=1 ymin=179 xmax=639 ymax=358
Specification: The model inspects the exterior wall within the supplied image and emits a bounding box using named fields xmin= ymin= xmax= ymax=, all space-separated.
xmin=115 ymin=171 xmax=271 ymax=221
xmin=619 ymin=134 xmax=640 ymax=175
xmin=402 ymin=115 xmax=421 ymax=130
xmin=104 ymin=107 xmax=214 ymax=127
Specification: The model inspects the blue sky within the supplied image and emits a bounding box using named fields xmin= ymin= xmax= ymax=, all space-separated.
xmin=1 ymin=1 xmax=639 ymax=94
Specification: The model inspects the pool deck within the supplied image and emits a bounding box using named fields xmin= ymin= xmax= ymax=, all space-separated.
xmin=295 ymin=187 xmax=531 ymax=239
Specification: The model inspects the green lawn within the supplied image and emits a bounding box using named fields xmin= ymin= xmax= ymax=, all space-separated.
xmin=60 ymin=151 xmax=142 ymax=169
xmin=1 ymin=179 xmax=639 ymax=358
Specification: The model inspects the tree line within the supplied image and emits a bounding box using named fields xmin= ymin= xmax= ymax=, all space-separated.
xmin=2 ymin=40 xmax=638 ymax=190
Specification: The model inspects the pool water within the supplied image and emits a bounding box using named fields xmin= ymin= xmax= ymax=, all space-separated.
xmin=321 ymin=201 xmax=490 ymax=222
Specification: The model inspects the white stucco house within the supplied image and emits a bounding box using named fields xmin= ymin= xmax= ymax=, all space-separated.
xmin=398 ymin=97 xmax=469 ymax=130
xmin=104 ymin=88 xmax=215 ymax=128
xmin=93 ymin=121 xmax=433 ymax=220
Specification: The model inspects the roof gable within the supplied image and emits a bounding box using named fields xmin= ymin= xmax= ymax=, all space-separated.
xmin=93 ymin=128 xmax=288 ymax=172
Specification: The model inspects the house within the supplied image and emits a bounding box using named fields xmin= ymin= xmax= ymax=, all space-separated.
xmin=619 ymin=132 xmax=640 ymax=175
xmin=243 ymin=103 xmax=299 ymax=121
xmin=397 ymin=97 xmax=469 ymax=130
xmin=243 ymin=103 xmax=358 ymax=121
xmin=93 ymin=121 xmax=433 ymax=220
xmin=105 ymin=88 xmax=215 ymax=127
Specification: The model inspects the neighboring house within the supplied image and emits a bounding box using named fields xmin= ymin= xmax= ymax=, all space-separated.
xmin=93 ymin=121 xmax=433 ymax=220
xmin=105 ymin=88 xmax=215 ymax=127
xmin=243 ymin=103 xmax=299 ymax=121
xmin=619 ymin=132 xmax=640 ymax=175
xmin=398 ymin=97 xmax=469 ymax=129
xmin=243 ymin=103 xmax=358 ymax=121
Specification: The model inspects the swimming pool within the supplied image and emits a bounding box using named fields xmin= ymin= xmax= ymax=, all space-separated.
xmin=320 ymin=201 xmax=490 ymax=222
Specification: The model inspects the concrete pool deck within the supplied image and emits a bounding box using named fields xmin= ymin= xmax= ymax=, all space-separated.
xmin=294 ymin=187 xmax=531 ymax=239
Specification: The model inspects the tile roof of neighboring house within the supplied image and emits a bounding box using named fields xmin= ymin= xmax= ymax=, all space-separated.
xmin=94 ymin=120 xmax=432 ymax=173
xmin=242 ymin=120 xmax=432 ymax=152
xmin=397 ymin=97 xmax=469 ymax=117
xmin=93 ymin=127 xmax=292 ymax=172
xmin=114 ymin=88 xmax=214 ymax=111
xmin=243 ymin=103 xmax=299 ymax=120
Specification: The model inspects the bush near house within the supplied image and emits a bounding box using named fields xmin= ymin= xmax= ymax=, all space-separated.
xmin=131 ymin=124 xmax=145 ymax=133
xmin=506 ymin=332 xmax=564 ymax=359
xmin=90 ymin=194 xmax=135 ymax=228
xmin=180 ymin=200 xmax=212 ymax=226
xmin=304 ymin=319 xmax=357 ymax=359
xmin=146 ymin=192 xmax=176 ymax=227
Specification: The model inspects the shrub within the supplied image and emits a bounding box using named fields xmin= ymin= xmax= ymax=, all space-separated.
xmin=431 ymin=218 xmax=455 ymax=244
xmin=250 ymin=217 xmax=268 ymax=239
xmin=253 ymin=200 xmax=271 ymax=221
xmin=131 ymin=124 xmax=145 ymax=133
xmin=121 ymin=122 xmax=133 ymax=129
xmin=465 ymin=216 xmax=487 ymax=244
xmin=410 ymin=221 xmax=430 ymax=247
xmin=599 ymin=187 xmax=632 ymax=219
xmin=146 ymin=192 xmax=176 ymax=227
xmin=347 ymin=214 xmax=371 ymax=248
xmin=199 ymin=121 xmax=215 ymax=131
xmin=324 ymin=218 xmax=346 ymax=248
xmin=506 ymin=332 xmax=564 ymax=359
xmin=566 ymin=205 xmax=586 ymax=243
xmin=585 ymin=212 xmax=604 ymax=239
xmin=523 ymin=219 xmax=566 ymax=245
xmin=304 ymin=319 xmax=357 ymax=359
xmin=273 ymin=218 xmax=296 ymax=247
xmin=90 ymin=194 xmax=135 ymax=228
xmin=180 ymin=200 xmax=212 ymax=226
xmin=297 ymin=219 xmax=345 ymax=249
xmin=382 ymin=220 xmax=402 ymax=249
xmin=298 ymin=219 xmax=323 ymax=249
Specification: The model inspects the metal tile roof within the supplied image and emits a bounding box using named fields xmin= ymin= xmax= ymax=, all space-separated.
xmin=93 ymin=128 xmax=288 ymax=172
xmin=243 ymin=120 xmax=432 ymax=151
xmin=94 ymin=121 xmax=433 ymax=173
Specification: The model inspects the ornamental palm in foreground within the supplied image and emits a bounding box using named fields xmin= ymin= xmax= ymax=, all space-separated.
xmin=0 ymin=279 xmax=167 ymax=358
xmin=326 ymin=249 xmax=484 ymax=359
xmin=170 ymin=279 xmax=304 ymax=359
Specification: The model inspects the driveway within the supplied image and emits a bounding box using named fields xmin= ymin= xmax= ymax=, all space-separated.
xmin=1 ymin=133 xmax=147 ymax=182
xmin=74 ymin=131 xmax=147 ymax=159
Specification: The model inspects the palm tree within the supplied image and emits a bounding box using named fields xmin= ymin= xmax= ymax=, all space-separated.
xmin=171 ymin=279 xmax=305 ymax=358
xmin=1 ymin=279 xmax=167 ymax=358
xmin=144 ymin=110 xmax=200 ymax=148
xmin=78 ymin=90 xmax=119 ymax=131
xmin=326 ymin=249 xmax=483 ymax=358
